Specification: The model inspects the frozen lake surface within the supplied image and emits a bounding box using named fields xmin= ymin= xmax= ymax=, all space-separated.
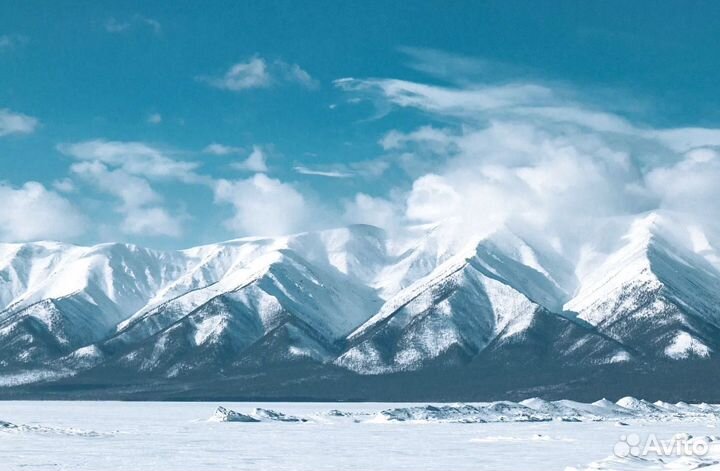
xmin=2 ymin=401 xmax=720 ymax=470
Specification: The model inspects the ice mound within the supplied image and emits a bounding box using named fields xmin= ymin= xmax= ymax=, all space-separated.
xmin=615 ymin=396 xmax=665 ymax=414
xmin=592 ymin=398 xmax=633 ymax=414
xmin=373 ymin=403 xmax=549 ymax=423
xmin=209 ymin=399 xmax=720 ymax=426
xmin=209 ymin=406 xmax=260 ymax=423
xmin=209 ymin=406 xmax=308 ymax=423
xmin=367 ymin=397 xmax=720 ymax=424
xmin=251 ymin=408 xmax=307 ymax=422
xmin=521 ymin=398 xmax=589 ymax=420
xmin=324 ymin=409 xmax=354 ymax=417
xmin=0 ymin=419 xmax=107 ymax=436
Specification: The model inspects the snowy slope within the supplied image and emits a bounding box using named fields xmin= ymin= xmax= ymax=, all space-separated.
xmin=100 ymin=226 xmax=386 ymax=376
xmin=565 ymin=213 xmax=720 ymax=359
xmin=0 ymin=242 xmax=191 ymax=368
xmin=337 ymin=230 xmax=583 ymax=374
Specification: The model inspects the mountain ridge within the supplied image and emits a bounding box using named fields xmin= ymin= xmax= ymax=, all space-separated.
xmin=2 ymin=213 xmax=720 ymax=399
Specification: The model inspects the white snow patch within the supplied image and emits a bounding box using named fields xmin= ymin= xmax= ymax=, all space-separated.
xmin=665 ymin=331 xmax=711 ymax=359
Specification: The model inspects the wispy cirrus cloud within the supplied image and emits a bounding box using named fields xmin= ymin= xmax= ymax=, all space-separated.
xmin=199 ymin=56 xmax=318 ymax=91
xmin=294 ymin=158 xmax=390 ymax=179
xmin=0 ymin=34 xmax=27 ymax=52
xmin=294 ymin=166 xmax=352 ymax=178
xmin=146 ymin=113 xmax=162 ymax=125
xmin=104 ymin=15 xmax=161 ymax=35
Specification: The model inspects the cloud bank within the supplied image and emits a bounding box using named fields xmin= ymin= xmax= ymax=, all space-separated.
xmin=335 ymin=51 xmax=720 ymax=255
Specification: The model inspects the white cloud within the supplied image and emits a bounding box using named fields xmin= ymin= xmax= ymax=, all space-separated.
xmin=213 ymin=174 xmax=311 ymax=236
xmin=58 ymin=139 xmax=203 ymax=183
xmin=335 ymin=77 xmax=553 ymax=117
xmin=0 ymin=182 xmax=86 ymax=241
xmin=52 ymin=178 xmax=75 ymax=193
xmin=380 ymin=125 xmax=454 ymax=152
xmin=0 ymin=34 xmax=27 ymax=51
xmin=405 ymin=174 xmax=463 ymax=222
xmin=104 ymin=16 xmax=161 ymax=35
xmin=104 ymin=18 xmax=131 ymax=33
xmin=391 ymin=119 xmax=658 ymax=242
xmin=59 ymin=140 xmax=202 ymax=236
xmin=276 ymin=61 xmax=319 ymax=89
xmin=203 ymin=143 xmax=244 ymax=155
xmin=231 ymin=145 xmax=268 ymax=172
xmin=0 ymin=109 xmax=38 ymax=136
xmin=294 ymin=166 xmax=352 ymax=178
xmin=335 ymin=51 xmax=720 ymax=254
xmin=293 ymin=158 xmax=390 ymax=179
xmin=204 ymin=57 xmax=270 ymax=91
xmin=343 ymin=193 xmax=400 ymax=230
xmin=71 ymin=161 xmax=182 ymax=237
xmin=120 ymin=207 xmax=182 ymax=237
xmin=0 ymin=35 xmax=13 ymax=49
xmin=647 ymin=147 xmax=720 ymax=220
xmin=147 ymin=113 xmax=162 ymax=125
xmin=201 ymin=56 xmax=317 ymax=91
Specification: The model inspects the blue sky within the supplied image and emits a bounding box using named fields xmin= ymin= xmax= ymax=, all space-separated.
xmin=2 ymin=1 xmax=720 ymax=249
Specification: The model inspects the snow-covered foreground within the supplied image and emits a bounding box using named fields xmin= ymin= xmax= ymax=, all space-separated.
xmin=2 ymin=400 xmax=720 ymax=470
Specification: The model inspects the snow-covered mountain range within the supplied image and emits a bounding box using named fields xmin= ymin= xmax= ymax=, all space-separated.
xmin=2 ymin=212 xmax=720 ymax=399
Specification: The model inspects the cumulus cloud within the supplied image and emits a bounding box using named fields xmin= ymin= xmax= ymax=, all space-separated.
xmin=0 ymin=182 xmax=86 ymax=241
xmin=213 ymin=174 xmax=312 ymax=236
xmin=647 ymin=147 xmax=720 ymax=220
xmin=71 ymin=161 xmax=182 ymax=237
xmin=200 ymin=56 xmax=317 ymax=91
xmin=120 ymin=207 xmax=182 ymax=237
xmin=231 ymin=145 xmax=268 ymax=172
xmin=203 ymin=57 xmax=270 ymax=91
xmin=343 ymin=193 xmax=400 ymax=230
xmin=58 ymin=140 xmax=200 ymax=238
xmin=52 ymin=178 xmax=75 ymax=193
xmin=0 ymin=109 xmax=38 ymax=137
